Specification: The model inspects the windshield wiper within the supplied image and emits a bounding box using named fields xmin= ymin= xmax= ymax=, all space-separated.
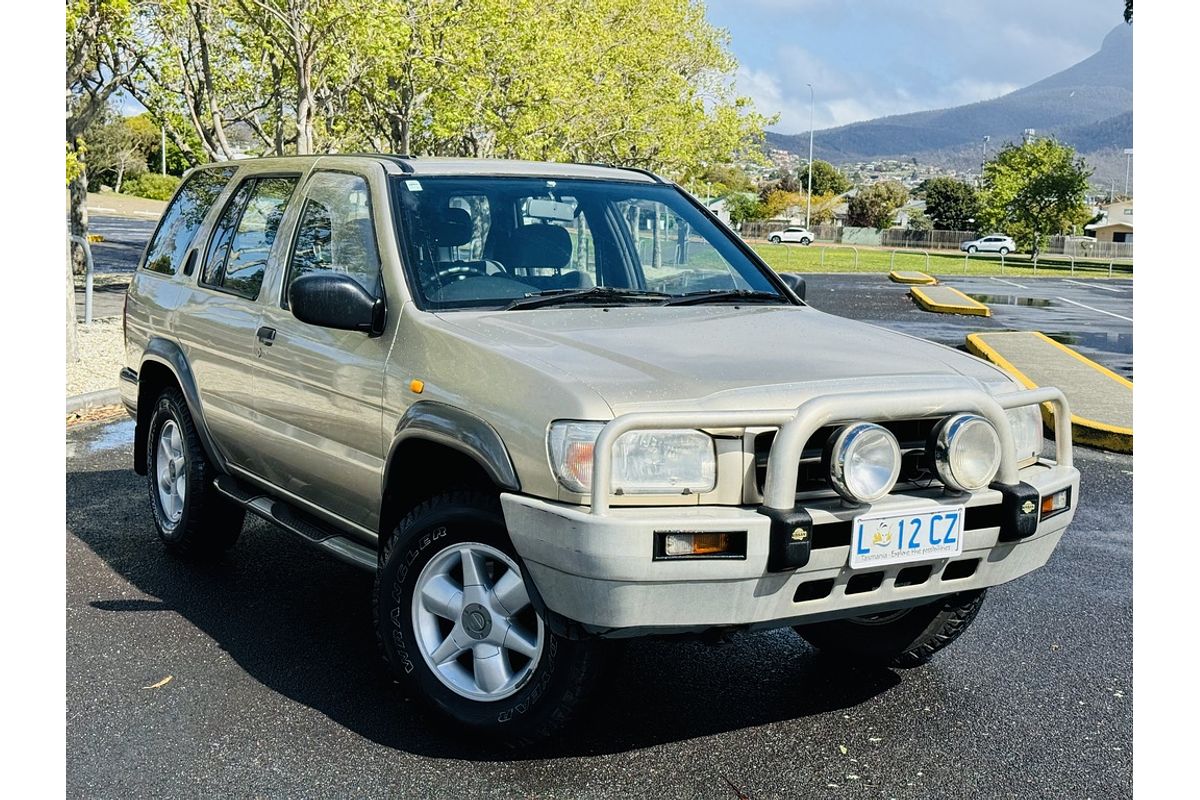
xmin=663 ymin=289 xmax=789 ymax=306
xmin=505 ymin=286 xmax=670 ymax=310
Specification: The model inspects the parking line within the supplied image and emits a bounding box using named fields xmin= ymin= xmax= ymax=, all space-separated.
xmin=1063 ymin=279 xmax=1126 ymax=293
xmin=990 ymin=277 xmax=1028 ymax=289
xmin=1054 ymin=296 xmax=1133 ymax=322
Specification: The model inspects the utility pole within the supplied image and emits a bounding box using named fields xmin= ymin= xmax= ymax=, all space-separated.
xmin=805 ymin=83 xmax=814 ymax=229
xmin=1123 ymin=147 xmax=1133 ymax=197
xmin=161 ymin=124 xmax=166 ymax=175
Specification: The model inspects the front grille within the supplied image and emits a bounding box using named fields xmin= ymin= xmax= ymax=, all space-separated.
xmin=753 ymin=418 xmax=941 ymax=495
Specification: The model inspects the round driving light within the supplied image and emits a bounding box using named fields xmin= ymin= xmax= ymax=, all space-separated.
xmin=930 ymin=413 xmax=1002 ymax=492
xmin=823 ymin=422 xmax=902 ymax=503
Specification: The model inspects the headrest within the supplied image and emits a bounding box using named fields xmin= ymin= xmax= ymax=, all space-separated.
xmin=426 ymin=207 xmax=473 ymax=248
xmin=496 ymin=224 xmax=573 ymax=270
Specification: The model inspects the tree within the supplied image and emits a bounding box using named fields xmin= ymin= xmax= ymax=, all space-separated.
xmin=1125 ymin=1 xmax=1132 ymax=24
xmin=922 ymin=177 xmax=979 ymax=230
xmin=83 ymin=112 xmax=149 ymax=192
xmin=977 ymin=138 xmax=1092 ymax=258
xmin=847 ymin=181 xmax=908 ymax=229
xmin=907 ymin=209 xmax=932 ymax=232
xmin=67 ymin=0 xmax=145 ymax=273
xmin=796 ymin=160 xmax=851 ymax=196
xmin=725 ymin=193 xmax=765 ymax=224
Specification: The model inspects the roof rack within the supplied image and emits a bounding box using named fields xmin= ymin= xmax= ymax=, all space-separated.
xmin=581 ymin=162 xmax=666 ymax=183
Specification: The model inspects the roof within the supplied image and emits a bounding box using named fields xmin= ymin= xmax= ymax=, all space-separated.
xmin=196 ymin=154 xmax=663 ymax=183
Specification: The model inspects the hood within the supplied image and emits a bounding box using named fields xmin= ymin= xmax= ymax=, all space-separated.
xmin=435 ymin=305 xmax=1012 ymax=415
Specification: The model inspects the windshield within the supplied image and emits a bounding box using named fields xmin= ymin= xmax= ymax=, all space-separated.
xmin=389 ymin=176 xmax=786 ymax=310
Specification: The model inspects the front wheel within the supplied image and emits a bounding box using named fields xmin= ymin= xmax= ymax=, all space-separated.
xmin=793 ymin=590 xmax=986 ymax=668
xmin=769 ymin=235 xmax=782 ymax=244
xmin=800 ymin=237 xmax=812 ymax=246
xmin=375 ymin=491 xmax=608 ymax=744
xmin=967 ymin=245 xmax=978 ymax=253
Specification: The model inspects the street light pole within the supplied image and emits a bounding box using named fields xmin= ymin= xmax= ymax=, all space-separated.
xmin=161 ymin=125 xmax=167 ymax=175
xmin=1123 ymin=147 xmax=1133 ymax=197
xmin=805 ymin=83 xmax=814 ymax=229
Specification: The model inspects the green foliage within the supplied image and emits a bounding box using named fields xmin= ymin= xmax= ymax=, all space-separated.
xmin=725 ymin=193 xmax=766 ymax=224
xmin=81 ymin=111 xmax=149 ymax=191
xmin=907 ymin=209 xmax=932 ymax=232
xmin=1125 ymin=1 xmax=1132 ymax=24
xmin=921 ymin=177 xmax=980 ymax=230
xmin=847 ymin=181 xmax=909 ymax=229
xmin=796 ymin=160 xmax=851 ymax=196
xmin=122 ymin=173 xmax=182 ymax=201
xmin=977 ymin=138 xmax=1093 ymax=257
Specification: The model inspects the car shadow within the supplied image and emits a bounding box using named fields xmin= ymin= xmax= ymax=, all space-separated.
xmin=67 ymin=467 xmax=901 ymax=761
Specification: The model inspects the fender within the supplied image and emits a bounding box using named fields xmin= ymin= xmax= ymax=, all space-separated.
xmin=134 ymin=337 xmax=227 ymax=475
xmin=384 ymin=401 xmax=520 ymax=493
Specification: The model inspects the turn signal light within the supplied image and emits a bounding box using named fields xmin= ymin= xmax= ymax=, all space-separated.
xmin=1041 ymin=489 xmax=1071 ymax=519
xmin=654 ymin=531 xmax=746 ymax=560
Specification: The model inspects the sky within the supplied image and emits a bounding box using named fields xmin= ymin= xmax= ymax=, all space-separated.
xmin=707 ymin=0 xmax=1125 ymax=134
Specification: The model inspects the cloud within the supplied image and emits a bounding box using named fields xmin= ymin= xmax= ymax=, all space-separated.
xmin=714 ymin=0 xmax=1117 ymax=133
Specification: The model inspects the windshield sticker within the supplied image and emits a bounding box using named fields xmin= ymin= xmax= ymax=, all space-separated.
xmin=406 ymin=179 xmax=423 ymax=191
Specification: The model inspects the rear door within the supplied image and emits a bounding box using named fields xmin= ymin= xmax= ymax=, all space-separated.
xmin=173 ymin=172 xmax=302 ymax=471
xmin=250 ymin=166 xmax=392 ymax=531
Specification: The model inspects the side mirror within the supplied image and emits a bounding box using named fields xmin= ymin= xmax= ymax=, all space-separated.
xmin=779 ymin=272 xmax=806 ymax=301
xmin=290 ymin=272 xmax=385 ymax=335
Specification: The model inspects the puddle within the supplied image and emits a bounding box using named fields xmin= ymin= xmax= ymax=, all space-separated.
xmin=82 ymin=418 xmax=135 ymax=453
xmin=1047 ymin=331 xmax=1134 ymax=355
xmin=966 ymin=294 xmax=1055 ymax=308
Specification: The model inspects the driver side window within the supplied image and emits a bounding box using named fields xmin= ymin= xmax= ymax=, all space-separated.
xmin=286 ymin=172 xmax=381 ymax=305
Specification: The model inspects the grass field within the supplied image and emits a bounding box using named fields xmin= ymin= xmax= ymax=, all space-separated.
xmin=750 ymin=241 xmax=1133 ymax=279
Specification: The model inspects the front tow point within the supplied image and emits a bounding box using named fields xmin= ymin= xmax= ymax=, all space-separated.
xmin=759 ymin=507 xmax=815 ymax=571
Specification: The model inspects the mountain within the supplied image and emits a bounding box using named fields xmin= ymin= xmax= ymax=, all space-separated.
xmin=765 ymin=24 xmax=1132 ymax=183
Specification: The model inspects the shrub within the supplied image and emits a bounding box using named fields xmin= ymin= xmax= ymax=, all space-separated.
xmin=122 ymin=173 xmax=181 ymax=201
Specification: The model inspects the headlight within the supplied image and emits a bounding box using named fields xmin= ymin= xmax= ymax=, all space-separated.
xmin=547 ymin=422 xmax=716 ymax=495
xmin=1006 ymin=405 xmax=1044 ymax=464
xmin=930 ymin=413 xmax=1002 ymax=492
xmin=823 ymin=422 xmax=901 ymax=503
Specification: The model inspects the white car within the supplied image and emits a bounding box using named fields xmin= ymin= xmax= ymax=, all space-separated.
xmin=768 ymin=226 xmax=815 ymax=245
xmin=960 ymin=234 xmax=1015 ymax=255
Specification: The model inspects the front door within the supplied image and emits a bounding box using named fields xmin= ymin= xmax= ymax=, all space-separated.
xmin=250 ymin=168 xmax=392 ymax=533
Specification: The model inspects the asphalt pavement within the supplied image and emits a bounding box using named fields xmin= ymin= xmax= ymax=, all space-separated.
xmin=67 ymin=424 xmax=1132 ymax=798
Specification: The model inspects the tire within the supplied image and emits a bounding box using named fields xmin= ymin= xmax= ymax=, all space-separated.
xmin=793 ymin=589 xmax=986 ymax=668
xmin=999 ymin=247 xmax=1010 ymax=255
xmin=145 ymin=387 xmax=244 ymax=556
xmin=375 ymin=490 xmax=608 ymax=744
xmin=967 ymin=245 xmax=978 ymax=253
xmin=769 ymin=236 xmax=782 ymax=244
xmin=800 ymin=237 xmax=812 ymax=246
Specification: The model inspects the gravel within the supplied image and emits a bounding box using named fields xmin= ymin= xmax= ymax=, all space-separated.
xmin=67 ymin=317 xmax=124 ymax=397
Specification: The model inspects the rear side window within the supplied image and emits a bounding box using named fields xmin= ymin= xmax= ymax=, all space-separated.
xmin=143 ymin=166 xmax=237 ymax=275
xmin=286 ymin=172 xmax=381 ymax=302
xmin=202 ymin=176 xmax=299 ymax=300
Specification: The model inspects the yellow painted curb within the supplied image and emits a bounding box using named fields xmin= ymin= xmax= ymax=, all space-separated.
xmin=910 ymin=286 xmax=991 ymax=317
xmin=87 ymin=233 xmax=104 ymax=243
xmin=965 ymin=331 xmax=1132 ymax=453
xmin=889 ymin=270 xmax=937 ymax=285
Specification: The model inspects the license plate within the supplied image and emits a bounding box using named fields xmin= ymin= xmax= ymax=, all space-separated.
xmin=849 ymin=505 xmax=966 ymax=569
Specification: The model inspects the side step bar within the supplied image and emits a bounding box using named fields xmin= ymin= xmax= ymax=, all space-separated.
xmin=213 ymin=474 xmax=377 ymax=572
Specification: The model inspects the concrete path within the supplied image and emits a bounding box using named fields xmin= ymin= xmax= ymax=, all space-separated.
xmin=910 ymin=284 xmax=991 ymax=316
xmin=967 ymin=331 xmax=1132 ymax=452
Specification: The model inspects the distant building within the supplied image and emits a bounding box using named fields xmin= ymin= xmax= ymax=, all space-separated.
xmin=1086 ymin=199 xmax=1133 ymax=243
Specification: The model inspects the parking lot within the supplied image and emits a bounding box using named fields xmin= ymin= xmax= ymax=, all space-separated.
xmin=67 ymin=235 xmax=1132 ymax=798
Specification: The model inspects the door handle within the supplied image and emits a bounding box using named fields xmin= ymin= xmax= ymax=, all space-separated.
xmin=256 ymin=326 xmax=277 ymax=345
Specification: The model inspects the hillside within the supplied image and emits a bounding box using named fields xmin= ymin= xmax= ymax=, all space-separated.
xmin=765 ymin=24 xmax=1132 ymax=181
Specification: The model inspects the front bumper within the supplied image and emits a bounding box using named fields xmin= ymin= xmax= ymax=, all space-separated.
xmin=501 ymin=384 xmax=1078 ymax=637
xmin=502 ymin=460 xmax=1077 ymax=636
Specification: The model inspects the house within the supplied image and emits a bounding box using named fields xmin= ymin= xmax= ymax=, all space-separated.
xmin=1086 ymin=200 xmax=1133 ymax=243
xmin=703 ymin=196 xmax=732 ymax=225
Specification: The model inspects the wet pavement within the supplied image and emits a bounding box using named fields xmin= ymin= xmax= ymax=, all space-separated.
xmin=804 ymin=274 xmax=1134 ymax=380
xmin=67 ymin=416 xmax=1132 ymax=799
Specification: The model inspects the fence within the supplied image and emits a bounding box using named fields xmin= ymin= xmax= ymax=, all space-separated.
xmin=738 ymin=222 xmax=1133 ymax=259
